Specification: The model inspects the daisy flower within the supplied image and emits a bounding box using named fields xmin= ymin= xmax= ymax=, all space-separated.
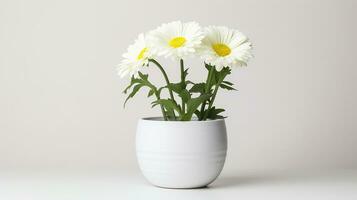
xmin=199 ymin=26 xmax=253 ymax=71
xmin=147 ymin=21 xmax=204 ymax=59
xmin=117 ymin=34 xmax=151 ymax=78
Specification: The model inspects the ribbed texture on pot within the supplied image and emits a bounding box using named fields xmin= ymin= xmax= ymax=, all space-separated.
xmin=136 ymin=118 xmax=227 ymax=188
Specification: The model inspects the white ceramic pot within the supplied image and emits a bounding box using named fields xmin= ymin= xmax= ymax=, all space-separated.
xmin=136 ymin=117 xmax=227 ymax=189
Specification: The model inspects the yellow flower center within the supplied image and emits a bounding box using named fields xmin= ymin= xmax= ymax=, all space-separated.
xmin=169 ymin=37 xmax=186 ymax=48
xmin=137 ymin=48 xmax=148 ymax=60
xmin=212 ymin=43 xmax=231 ymax=57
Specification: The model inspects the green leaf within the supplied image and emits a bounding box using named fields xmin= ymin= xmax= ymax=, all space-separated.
xmin=124 ymin=84 xmax=144 ymax=107
xmin=165 ymin=110 xmax=176 ymax=120
xmin=152 ymin=99 xmax=181 ymax=115
xmin=179 ymin=89 xmax=191 ymax=102
xmin=206 ymin=107 xmax=226 ymax=120
xmin=204 ymin=63 xmax=213 ymax=71
xmin=220 ymin=83 xmax=236 ymax=90
xmin=166 ymin=82 xmax=192 ymax=103
xmin=185 ymin=80 xmax=194 ymax=85
xmin=182 ymin=94 xmax=211 ymax=121
xmin=183 ymin=68 xmax=189 ymax=79
xmin=189 ymin=83 xmax=205 ymax=93
xmin=167 ymin=82 xmax=183 ymax=94
xmin=123 ymin=73 xmax=158 ymax=107
xmin=219 ymin=67 xmax=231 ymax=80
xmin=138 ymin=72 xmax=148 ymax=80
xmin=157 ymin=81 xmax=190 ymax=98
xmin=157 ymin=86 xmax=165 ymax=95
xmin=222 ymin=81 xmax=234 ymax=86
xmin=210 ymin=67 xmax=232 ymax=90
xmin=147 ymin=89 xmax=155 ymax=97
xmin=194 ymin=110 xmax=201 ymax=118
xmin=123 ymin=76 xmax=136 ymax=94
xmin=211 ymin=107 xmax=225 ymax=115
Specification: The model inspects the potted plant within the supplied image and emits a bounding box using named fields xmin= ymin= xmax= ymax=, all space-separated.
xmin=117 ymin=21 xmax=253 ymax=188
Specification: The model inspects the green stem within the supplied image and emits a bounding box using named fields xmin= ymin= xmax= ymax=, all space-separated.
xmin=149 ymin=59 xmax=177 ymax=120
xmin=154 ymin=92 xmax=168 ymax=121
xmin=180 ymin=59 xmax=186 ymax=113
xmin=202 ymin=69 xmax=229 ymax=120
xmin=202 ymin=84 xmax=219 ymax=120
xmin=199 ymin=65 xmax=215 ymax=120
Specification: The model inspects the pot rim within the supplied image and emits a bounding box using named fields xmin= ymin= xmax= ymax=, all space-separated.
xmin=140 ymin=117 xmax=226 ymax=123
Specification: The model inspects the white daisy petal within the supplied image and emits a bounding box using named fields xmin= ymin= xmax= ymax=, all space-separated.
xmin=117 ymin=33 xmax=152 ymax=78
xmin=198 ymin=26 xmax=253 ymax=70
xmin=147 ymin=21 xmax=204 ymax=59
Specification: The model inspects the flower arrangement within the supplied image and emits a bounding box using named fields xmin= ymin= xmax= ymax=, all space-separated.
xmin=118 ymin=21 xmax=253 ymax=121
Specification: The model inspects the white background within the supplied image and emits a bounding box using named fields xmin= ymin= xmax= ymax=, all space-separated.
xmin=0 ymin=0 xmax=356 ymax=174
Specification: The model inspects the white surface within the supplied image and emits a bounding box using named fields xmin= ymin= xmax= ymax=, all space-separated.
xmin=1 ymin=170 xmax=356 ymax=200
xmin=1 ymin=0 xmax=357 ymax=172
xmin=136 ymin=118 xmax=227 ymax=188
